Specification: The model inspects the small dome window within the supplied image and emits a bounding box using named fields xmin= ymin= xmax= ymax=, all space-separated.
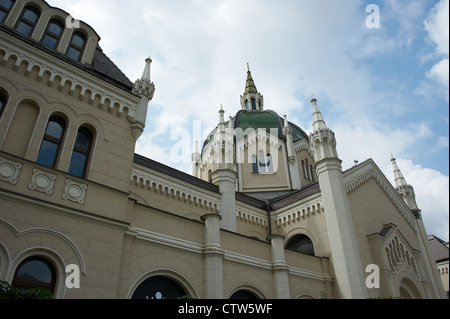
xmin=251 ymin=98 xmax=257 ymax=110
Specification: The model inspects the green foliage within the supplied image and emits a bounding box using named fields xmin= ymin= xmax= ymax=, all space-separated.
xmin=0 ymin=281 xmax=53 ymax=299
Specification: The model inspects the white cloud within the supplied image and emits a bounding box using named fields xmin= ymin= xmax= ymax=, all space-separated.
xmin=427 ymin=58 xmax=449 ymax=87
xmin=424 ymin=0 xmax=449 ymax=56
xmin=424 ymin=0 xmax=449 ymax=88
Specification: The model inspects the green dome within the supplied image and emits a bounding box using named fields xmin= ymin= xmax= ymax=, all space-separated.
xmin=235 ymin=110 xmax=308 ymax=141
xmin=202 ymin=109 xmax=308 ymax=154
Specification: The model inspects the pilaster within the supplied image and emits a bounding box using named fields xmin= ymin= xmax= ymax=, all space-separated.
xmin=210 ymin=169 xmax=237 ymax=232
xmin=201 ymin=213 xmax=224 ymax=299
xmin=268 ymin=234 xmax=291 ymax=299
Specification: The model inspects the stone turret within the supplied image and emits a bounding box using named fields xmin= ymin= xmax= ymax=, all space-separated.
xmin=131 ymin=58 xmax=155 ymax=140
xmin=210 ymin=105 xmax=237 ymax=232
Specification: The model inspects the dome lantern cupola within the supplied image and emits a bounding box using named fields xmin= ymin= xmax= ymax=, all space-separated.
xmin=240 ymin=64 xmax=264 ymax=112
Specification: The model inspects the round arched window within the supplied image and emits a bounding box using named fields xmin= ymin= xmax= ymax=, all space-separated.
xmin=286 ymin=235 xmax=315 ymax=256
xmin=12 ymin=257 xmax=56 ymax=293
xmin=229 ymin=290 xmax=259 ymax=299
xmin=131 ymin=276 xmax=188 ymax=299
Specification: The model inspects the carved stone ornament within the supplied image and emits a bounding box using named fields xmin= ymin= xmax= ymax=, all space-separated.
xmin=62 ymin=179 xmax=87 ymax=204
xmin=0 ymin=157 xmax=23 ymax=185
xmin=29 ymin=168 xmax=56 ymax=195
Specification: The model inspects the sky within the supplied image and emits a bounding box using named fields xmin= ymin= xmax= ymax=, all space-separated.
xmin=46 ymin=0 xmax=449 ymax=241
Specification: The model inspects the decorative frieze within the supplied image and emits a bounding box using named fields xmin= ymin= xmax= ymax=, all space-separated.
xmin=131 ymin=167 xmax=220 ymax=212
xmin=0 ymin=157 xmax=22 ymax=184
xmin=28 ymin=168 xmax=56 ymax=195
xmin=237 ymin=207 xmax=268 ymax=227
xmin=63 ymin=179 xmax=88 ymax=205
xmin=0 ymin=41 xmax=137 ymax=119
xmin=274 ymin=199 xmax=323 ymax=226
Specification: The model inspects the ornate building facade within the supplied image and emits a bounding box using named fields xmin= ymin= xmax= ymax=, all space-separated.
xmin=0 ymin=0 xmax=446 ymax=299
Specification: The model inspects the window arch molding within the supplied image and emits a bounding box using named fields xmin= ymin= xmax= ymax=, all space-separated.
xmin=65 ymin=29 xmax=88 ymax=62
xmin=285 ymin=228 xmax=319 ymax=256
xmin=0 ymin=86 xmax=10 ymax=120
xmin=13 ymin=3 xmax=42 ymax=38
xmin=127 ymin=268 xmax=199 ymax=299
xmin=40 ymin=17 xmax=65 ymax=50
xmin=2 ymin=97 xmax=41 ymax=158
xmin=227 ymin=284 xmax=267 ymax=299
xmin=286 ymin=234 xmax=315 ymax=256
xmin=8 ymin=247 xmax=67 ymax=299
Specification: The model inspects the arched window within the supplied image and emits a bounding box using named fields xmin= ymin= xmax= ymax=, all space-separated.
xmin=12 ymin=257 xmax=56 ymax=294
xmin=14 ymin=5 xmax=40 ymax=37
xmin=229 ymin=290 xmax=259 ymax=299
xmin=68 ymin=127 xmax=93 ymax=178
xmin=0 ymin=91 xmax=7 ymax=119
xmin=66 ymin=31 xmax=86 ymax=61
xmin=266 ymin=153 xmax=273 ymax=173
xmin=258 ymin=150 xmax=266 ymax=173
xmin=245 ymin=100 xmax=249 ymax=111
xmin=251 ymin=98 xmax=257 ymax=110
xmin=286 ymin=235 xmax=315 ymax=256
xmin=251 ymin=154 xmax=258 ymax=173
xmin=37 ymin=116 xmax=66 ymax=168
xmin=131 ymin=276 xmax=187 ymax=299
xmin=0 ymin=0 xmax=15 ymax=23
xmin=41 ymin=19 xmax=64 ymax=50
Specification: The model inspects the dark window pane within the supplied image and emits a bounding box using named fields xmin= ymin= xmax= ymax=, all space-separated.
xmin=45 ymin=120 xmax=64 ymax=139
xmin=1 ymin=0 xmax=14 ymax=10
xmin=0 ymin=11 xmax=6 ymax=22
xmin=69 ymin=150 xmax=87 ymax=177
xmin=286 ymin=235 xmax=315 ymax=256
xmin=37 ymin=140 xmax=59 ymax=167
xmin=75 ymin=129 xmax=91 ymax=150
xmin=251 ymin=98 xmax=257 ymax=110
xmin=42 ymin=35 xmax=58 ymax=49
xmin=48 ymin=22 xmax=62 ymax=35
xmin=16 ymin=259 xmax=53 ymax=284
xmin=252 ymin=154 xmax=258 ymax=173
xmin=16 ymin=21 xmax=33 ymax=36
xmin=66 ymin=47 xmax=81 ymax=61
xmin=0 ymin=95 xmax=5 ymax=116
xmin=22 ymin=8 xmax=38 ymax=23
xmin=71 ymin=33 xmax=85 ymax=47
